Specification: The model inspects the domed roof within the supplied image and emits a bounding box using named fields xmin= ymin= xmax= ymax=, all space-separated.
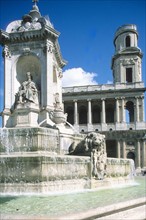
xmin=114 ymin=24 xmax=138 ymax=40
xmin=6 ymin=2 xmax=53 ymax=33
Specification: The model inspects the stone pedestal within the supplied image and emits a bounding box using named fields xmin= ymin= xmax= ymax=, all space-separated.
xmin=13 ymin=103 xmax=39 ymax=127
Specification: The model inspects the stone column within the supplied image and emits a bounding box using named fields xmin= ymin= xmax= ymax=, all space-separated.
xmin=136 ymin=140 xmax=141 ymax=169
xmin=135 ymin=96 xmax=139 ymax=122
xmin=116 ymin=140 xmax=121 ymax=158
xmin=115 ymin=98 xmax=119 ymax=123
xmin=101 ymin=98 xmax=106 ymax=123
xmin=122 ymin=141 xmax=126 ymax=158
xmin=74 ymin=100 xmax=78 ymax=125
xmin=87 ymin=99 xmax=92 ymax=124
xmin=121 ymin=97 xmax=125 ymax=122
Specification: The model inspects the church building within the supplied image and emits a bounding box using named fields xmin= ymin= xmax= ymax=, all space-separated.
xmin=62 ymin=24 xmax=146 ymax=171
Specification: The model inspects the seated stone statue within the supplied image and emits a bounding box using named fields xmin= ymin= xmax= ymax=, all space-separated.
xmin=15 ymin=72 xmax=38 ymax=105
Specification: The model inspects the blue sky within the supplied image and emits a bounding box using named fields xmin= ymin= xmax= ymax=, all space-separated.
xmin=0 ymin=0 xmax=146 ymax=125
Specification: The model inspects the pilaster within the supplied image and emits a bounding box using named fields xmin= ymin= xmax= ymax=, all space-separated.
xmin=3 ymin=45 xmax=12 ymax=111
xmin=136 ymin=140 xmax=141 ymax=171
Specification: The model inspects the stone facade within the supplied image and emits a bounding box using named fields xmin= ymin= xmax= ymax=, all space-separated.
xmin=0 ymin=3 xmax=67 ymax=128
xmin=62 ymin=24 xmax=146 ymax=171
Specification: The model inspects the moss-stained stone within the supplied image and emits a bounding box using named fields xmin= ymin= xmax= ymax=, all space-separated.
xmin=0 ymin=127 xmax=59 ymax=153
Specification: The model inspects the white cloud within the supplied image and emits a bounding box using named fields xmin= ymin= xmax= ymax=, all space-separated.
xmin=62 ymin=67 xmax=98 ymax=87
xmin=106 ymin=80 xmax=113 ymax=84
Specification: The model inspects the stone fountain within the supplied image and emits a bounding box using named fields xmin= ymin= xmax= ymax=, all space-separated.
xmin=0 ymin=2 xmax=135 ymax=194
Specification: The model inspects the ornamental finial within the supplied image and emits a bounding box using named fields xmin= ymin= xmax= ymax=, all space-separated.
xmin=32 ymin=0 xmax=39 ymax=5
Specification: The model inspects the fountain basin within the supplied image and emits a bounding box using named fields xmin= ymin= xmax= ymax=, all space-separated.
xmin=0 ymin=154 xmax=91 ymax=194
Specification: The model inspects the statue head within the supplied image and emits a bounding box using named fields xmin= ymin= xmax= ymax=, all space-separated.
xmin=89 ymin=132 xmax=105 ymax=150
xmin=26 ymin=72 xmax=32 ymax=81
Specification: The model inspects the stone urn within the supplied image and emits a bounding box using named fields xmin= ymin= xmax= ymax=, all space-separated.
xmin=49 ymin=109 xmax=67 ymax=124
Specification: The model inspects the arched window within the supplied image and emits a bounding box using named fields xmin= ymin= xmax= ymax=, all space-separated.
xmin=92 ymin=105 xmax=101 ymax=124
xmin=79 ymin=106 xmax=87 ymax=124
xmin=127 ymin=152 xmax=135 ymax=161
xmin=65 ymin=106 xmax=74 ymax=125
xmin=125 ymin=101 xmax=134 ymax=123
xmin=126 ymin=67 xmax=132 ymax=83
xmin=125 ymin=36 xmax=131 ymax=47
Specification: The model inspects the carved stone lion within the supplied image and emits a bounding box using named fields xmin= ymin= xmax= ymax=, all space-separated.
xmin=68 ymin=132 xmax=107 ymax=180
xmin=68 ymin=132 xmax=105 ymax=156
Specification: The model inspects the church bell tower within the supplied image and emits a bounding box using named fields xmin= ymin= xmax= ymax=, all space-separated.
xmin=111 ymin=24 xmax=143 ymax=84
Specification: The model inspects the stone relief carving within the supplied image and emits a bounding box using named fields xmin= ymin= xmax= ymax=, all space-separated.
xmin=69 ymin=132 xmax=107 ymax=180
xmin=12 ymin=14 xmax=46 ymax=32
xmin=121 ymin=58 xmax=135 ymax=65
xmin=54 ymin=93 xmax=62 ymax=110
xmin=2 ymin=46 xmax=11 ymax=58
xmin=58 ymin=68 xmax=63 ymax=78
xmin=15 ymin=72 xmax=38 ymax=105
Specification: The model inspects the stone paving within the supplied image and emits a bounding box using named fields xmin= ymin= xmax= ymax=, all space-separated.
xmin=97 ymin=204 xmax=146 ymax=220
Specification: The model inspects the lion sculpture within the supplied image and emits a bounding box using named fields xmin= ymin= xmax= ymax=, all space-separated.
xmin=68 ymin=132 xmax=107 ymax=180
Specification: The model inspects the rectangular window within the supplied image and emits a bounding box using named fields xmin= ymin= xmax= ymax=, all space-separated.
xmin=126 ymin=68 xmax=132 ymax=83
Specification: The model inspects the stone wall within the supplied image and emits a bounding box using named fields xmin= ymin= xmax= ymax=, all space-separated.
xmin=0 ymin=154 xmax=91 ymax=194
xmin=106 ymin=157 xmax=135 ymax=178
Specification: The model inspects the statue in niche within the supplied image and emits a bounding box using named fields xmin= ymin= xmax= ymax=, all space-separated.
xmin=15 ymin=72 xmax=38 ymax=105
xmin=68 ymin=132 xmax=107 ymax=180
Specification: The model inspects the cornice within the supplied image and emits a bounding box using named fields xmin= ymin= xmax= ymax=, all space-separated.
xmin=0 ymin=30 xmax=9 ymax=45
xmin=62 ymin=86 xmax=146 ymax=96
xmin=111 ymin=49 xmax=143 ymax=63
xmin=0 ymin=25 xmax=67 ymax=68
xmin=102 ymin=130 xmax=146 ymax=140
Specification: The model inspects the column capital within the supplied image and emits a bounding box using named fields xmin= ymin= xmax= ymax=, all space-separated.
xmin=73 ymin=99 xmax=78 ymax=102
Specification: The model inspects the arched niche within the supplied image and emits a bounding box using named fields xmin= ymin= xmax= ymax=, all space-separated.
xmin=127 ymin=151 xmax=135 ymax=161
xmin=16 ymin=54 xmax=41 ymax=90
